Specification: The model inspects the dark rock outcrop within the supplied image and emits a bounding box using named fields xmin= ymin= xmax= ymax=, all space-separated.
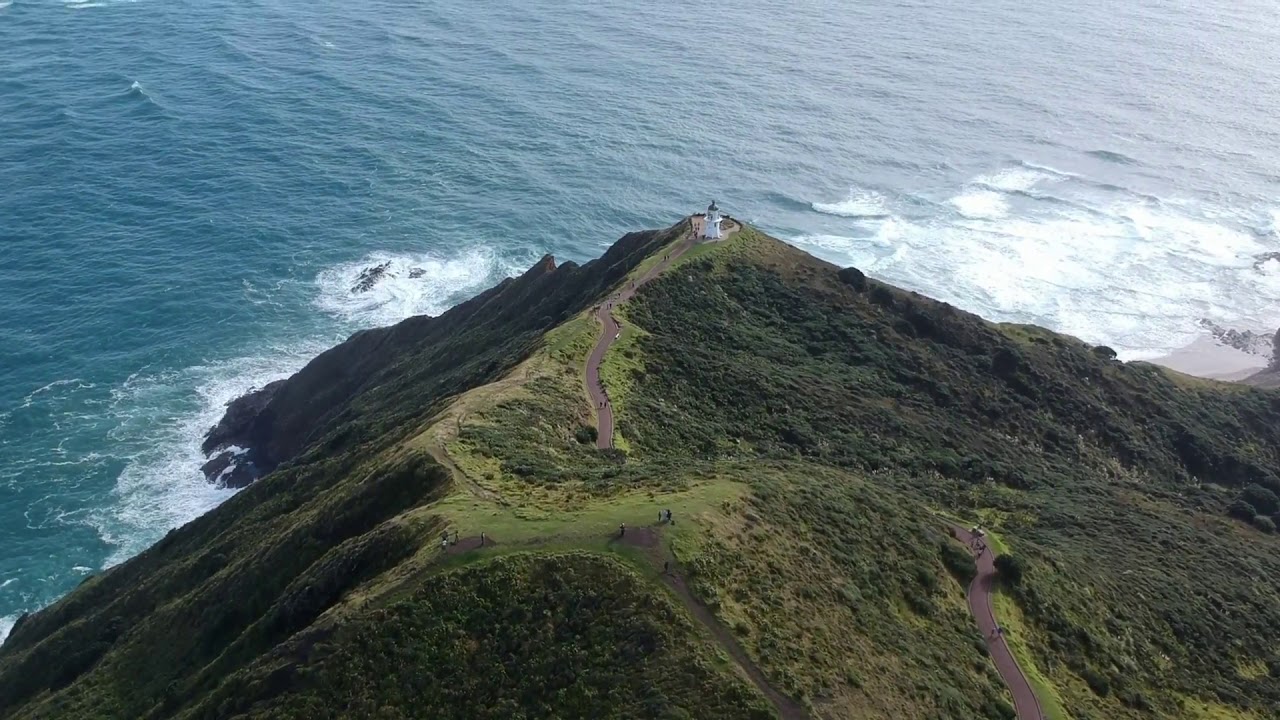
xmin=352 ymin=262 xmax=392 ymax=293
xmin=1242 ymin=326 xmax=1280 ymax=389
xmin=1253 ymin=251 xmax=1280 ymax=270
xmin=199 ymin=380 xmax=284 ymax=485
xmin=408 ymin=267 xmax=426 ymax=279
xmin=199 ymin=451 xmax=259 ymax=489
xmin=1197 ymin=319 xmax=1274 ymax=357
xmin=199 ymin=225 xmax=685 ymax=487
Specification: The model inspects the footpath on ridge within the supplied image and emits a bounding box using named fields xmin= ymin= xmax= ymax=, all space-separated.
xmin=580 ymin=217 xmax=805 ymax=717
xmin=951 ymin=526 xmax=1045 ymax=720
xmin=585 ymin=224 xmax=699 ymax=449
xmin=616 ymin=527 xmax=808 ymax=719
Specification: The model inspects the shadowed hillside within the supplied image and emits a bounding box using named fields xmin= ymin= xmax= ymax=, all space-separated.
xmin=1 ymin=219 xmax=1278 ymax=720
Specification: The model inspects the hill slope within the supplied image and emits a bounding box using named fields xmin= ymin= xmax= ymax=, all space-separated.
xmin=1 ymin=219 xmax=1278 ymax=720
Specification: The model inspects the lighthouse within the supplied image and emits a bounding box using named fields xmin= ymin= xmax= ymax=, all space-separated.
xmin=703 ymin=200 xmax=722 ymax=240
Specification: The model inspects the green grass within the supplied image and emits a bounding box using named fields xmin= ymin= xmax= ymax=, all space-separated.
xmin=427 ymin=476 xmax=747 ymax=549
xmin=599 ymin=309 xmax=648 ymax=451
xmin=990 ymin=592 xmax=1071 ymax=720
xmin=950 ymin=521 xmax=1070 ymax=720
xmin=610 ymin=234 xmax=1280 ymax=718
xmin=183 ymin=552 xmax=776 ymax=720
xmin=6 ymin=219 xmax=1280 ymax=720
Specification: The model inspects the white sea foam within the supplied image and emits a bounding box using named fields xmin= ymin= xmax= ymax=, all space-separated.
xmin=313 ymin=246 xmax=533 ymax=326
xmin=88 ymin=350 xmax=300 ymax=567
xmin=0 ymin=2 xmax=13 ymax=10
xmin=799 ymin=169 xmax=1279 ymax=360
xmin=0 ymin=616 xmax=14 ymax=644
xmin=950 ymin=190 xmax=1008 ymax=219
xmin=976 ymin=166 xmax=1059 ymax=193
xmin=85 ymin=246 xmax=528 ymax=568
xmin=811 ymin=188 xmax=890 ymax=218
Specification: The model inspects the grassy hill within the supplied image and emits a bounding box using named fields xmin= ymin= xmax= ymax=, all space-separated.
xmin=1 ymin=219 xmax=1278 ymax=720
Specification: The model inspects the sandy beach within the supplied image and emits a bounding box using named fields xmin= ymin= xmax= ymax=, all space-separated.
xmin=1148 ymin=336 xmax=1271 ymax=381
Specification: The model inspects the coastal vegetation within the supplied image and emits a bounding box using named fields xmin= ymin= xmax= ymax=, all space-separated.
xmin=1 ymin=220 xmax=1278 ymax=720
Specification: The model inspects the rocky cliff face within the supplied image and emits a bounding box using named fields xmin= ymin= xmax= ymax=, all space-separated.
xmin=1198 ymin=319 xmax=1275 ymax=359
xmin=199 ymin=227 xmax=682 ymax=487
xmin=1242 ymin=326 xmax=1280 ymax=388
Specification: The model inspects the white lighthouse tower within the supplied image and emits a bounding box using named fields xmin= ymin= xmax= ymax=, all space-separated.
xmin=703 ymin=200 xmax=722 ymax=240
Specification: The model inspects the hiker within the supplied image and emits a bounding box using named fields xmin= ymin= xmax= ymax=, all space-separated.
xmin=441 ymin=538 xmax=448 ymax=551
xmin=619 ymin=523 xmax=626 ymax=538
xmin=453 ymin=530 xmax=460 ymax=544
xmin=480 ymin=532 xmax=486 ymax=547
xmin=663 ymin=560 xmax=670 ymax=573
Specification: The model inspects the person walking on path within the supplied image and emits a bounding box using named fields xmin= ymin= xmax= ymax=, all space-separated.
xmin=619 ymin=523 xmax=626 ymax=538
xmin=951 ymin=524 xmax=1044 ymax=720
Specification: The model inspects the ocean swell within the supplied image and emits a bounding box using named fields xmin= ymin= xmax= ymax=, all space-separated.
xmin=803 ymin=166 xmax=1280 ymax=359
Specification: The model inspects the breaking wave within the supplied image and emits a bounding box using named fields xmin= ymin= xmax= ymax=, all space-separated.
xmin=811 ymin=188 xmax=891 ymax=218
xmin=803 ymin=167 xmax=1280 ymax=359
xmin=313 ymin=246 xmax=538 ymax=326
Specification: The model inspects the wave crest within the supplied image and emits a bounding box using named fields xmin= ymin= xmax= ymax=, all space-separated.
xmin=313 ymin=246 xmax=534 ymax=326
xmin=798 ymin=166 xmax=1280 ymax=358
xmin=811 ymin=188 xmax=890 ymax=218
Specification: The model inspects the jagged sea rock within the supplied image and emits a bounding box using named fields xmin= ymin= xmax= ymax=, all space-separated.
xmin=408 ymin=267 xmax=426 ymax=279
xmin=1197 ymin=319 xmax=1274 ymax=357
xmin=352 ymin=261 xmax=392 ymax=293
xmin=1253 ymin=251 xmax=1280 ymax=270
xmin=199 ymin=379 xmax=284 ymax=484
xmin=199 ymin=450 xmax=259 ymax=489
xmin=198 ymin=234 xmax=662 ymax=488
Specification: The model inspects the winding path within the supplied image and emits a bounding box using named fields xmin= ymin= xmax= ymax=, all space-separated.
xmin=585 ymin=226 xmax=699 ymax=448
xmin=951 ymin=526 xmax=1045 ymax=720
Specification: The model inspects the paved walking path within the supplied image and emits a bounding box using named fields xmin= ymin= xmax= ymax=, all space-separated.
xmin=585 ymin=215 xmax=740 ymax=448
xmin=951 ymin=526 xmax=1045 ymax=720
xmin=585 ymin=228 xmax=698 ymax=448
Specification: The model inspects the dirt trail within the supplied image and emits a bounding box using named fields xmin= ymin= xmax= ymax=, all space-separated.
xmin=615 ymin=528 xmax=807 ymax=719
xmin=661 ymin=570 xmax=808 ymax=719
xmin=585 ymin=228 xmax=698 ymax=448
xmin=425 ymin=441 xmax=503 ymax=504
xmin=951 ymin=526 xmax=1045 ymax=720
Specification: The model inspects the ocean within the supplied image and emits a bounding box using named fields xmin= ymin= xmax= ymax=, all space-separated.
xmin=2 ymin=0 xmax=1278 ymax=639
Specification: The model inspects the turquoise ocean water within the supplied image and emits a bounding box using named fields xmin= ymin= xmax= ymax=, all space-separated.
xmin=2 ymin=0 xmax=1279 ymax=637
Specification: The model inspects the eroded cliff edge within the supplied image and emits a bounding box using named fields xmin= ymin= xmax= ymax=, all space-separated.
xmin=199 ymin=226 xmax=683 ymax=487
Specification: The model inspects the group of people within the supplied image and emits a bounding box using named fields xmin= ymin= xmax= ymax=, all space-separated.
xmin=439 ymin=530 xmax=486 ymax=551
xmin=968 ymin=526 xmax=988 ymax=557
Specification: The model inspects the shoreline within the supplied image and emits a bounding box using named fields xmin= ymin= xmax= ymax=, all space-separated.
xmin=1146 ymin=336 xmax=1270 ymax=382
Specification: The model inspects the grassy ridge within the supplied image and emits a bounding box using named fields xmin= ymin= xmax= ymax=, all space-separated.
xmin=181 ymin=553 xmax=774 ymax=720
xmin=3 ymin=219 xmax=1279 ymax=720
xmin=610 ymin=227 xmax=1280 ymax=718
